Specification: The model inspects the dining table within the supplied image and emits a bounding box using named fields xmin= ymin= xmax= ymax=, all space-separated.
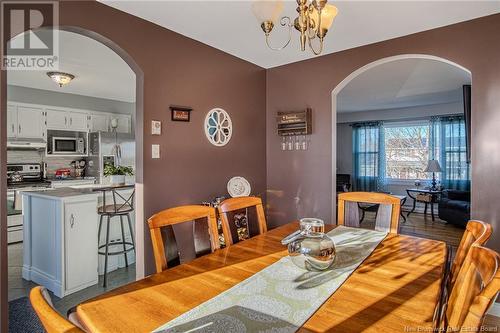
xmin=76 ymin=222 xmax=447 ymax=333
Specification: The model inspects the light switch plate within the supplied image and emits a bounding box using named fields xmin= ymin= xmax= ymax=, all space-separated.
xmin=152 ymin=144 xmax=160 ymax=159
xmin=151 ymin=120 xmax=161 ymax=135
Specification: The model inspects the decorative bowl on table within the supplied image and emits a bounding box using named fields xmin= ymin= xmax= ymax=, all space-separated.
xmin=287 ymin=218 xmax=336 ymax=271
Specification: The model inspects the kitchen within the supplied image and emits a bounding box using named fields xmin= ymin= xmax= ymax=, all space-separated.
xmin=6 ymin=30 xmax=138 ymax=309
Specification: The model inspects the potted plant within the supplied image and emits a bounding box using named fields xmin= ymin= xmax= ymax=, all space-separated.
xmin=103 ymin=165 xmax=134 ymax=185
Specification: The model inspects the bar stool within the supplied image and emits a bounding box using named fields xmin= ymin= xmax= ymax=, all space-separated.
xmin=97 ymin=186 xmax=135 ymax=287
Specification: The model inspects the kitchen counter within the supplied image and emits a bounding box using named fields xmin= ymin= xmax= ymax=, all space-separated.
xmin=21 ymin=187 xmax=97 ymax=199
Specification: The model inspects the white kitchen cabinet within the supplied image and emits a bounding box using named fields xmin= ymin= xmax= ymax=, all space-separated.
xmin=46 ymin=108 xmax=69 ymax=129
xmin=47 ymin=108 xmax=88 ymax=131
xmin=110 ymin=114 xmax=131 ymax=133
xmin=64 ymin=200 xmax=98 ymax=292
xmin=22 ymin=190 xmax=99 ymax=297
xmin=90 ymin=113 xmax=110 ymax=132
xmin=67 ymin=112 xmax=88 ymax=131
xmin=7 ymin=105 xmax=17 ymax=138
xmin=17 ymin=106 xmax=45 ymax=139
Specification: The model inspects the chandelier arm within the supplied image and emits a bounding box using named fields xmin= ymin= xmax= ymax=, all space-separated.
xmin=306 ymin=8 xmax=316 ymax=40
xmin=265 ymin=17 xmax=293 ymax=51
xmin=307 ymin=34 xmax=324 ymax=55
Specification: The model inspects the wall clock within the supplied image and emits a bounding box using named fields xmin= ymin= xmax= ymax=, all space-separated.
xmin=204 ymin=108 xmax=232 ymax=147
xmin=227 ymin=176 xmax=251 ymax=197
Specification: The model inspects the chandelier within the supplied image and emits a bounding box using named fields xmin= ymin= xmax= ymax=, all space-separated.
xmin=252 ymin=0 xmax=338 ymax=55
xmin=46 ymin=71 xmax=75 ymax=87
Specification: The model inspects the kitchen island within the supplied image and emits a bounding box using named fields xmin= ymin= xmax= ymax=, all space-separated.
xmin=21 ymin=184 xmax=136 ymax=297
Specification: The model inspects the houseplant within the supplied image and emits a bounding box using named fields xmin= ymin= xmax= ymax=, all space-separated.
xmin=103 ymin=165 xmax=134 ymax=185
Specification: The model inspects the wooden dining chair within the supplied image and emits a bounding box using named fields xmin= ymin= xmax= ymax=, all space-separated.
xmin=148 ymin=205 xmax=223 ymax=273
xmin=441 ymin=245 xmax=500 ymax=331
xmin=30 ymin=286 xmax=85 ymax=333
xmin=449 ymin=220 xmax=492 ymax=288
xmin=218 ymin=196 xmax=267 ymax=246
xmin=435 ymin=220 xmax=493 ymax=325
xmin=337 ymin=192 xmax=401 ymax=234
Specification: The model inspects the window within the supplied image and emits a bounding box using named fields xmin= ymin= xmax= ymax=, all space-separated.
xmin=384 ymin=122 xmax=430 ymax=180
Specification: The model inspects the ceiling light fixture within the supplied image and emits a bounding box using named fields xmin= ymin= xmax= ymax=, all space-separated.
xmin=252 ymin=0 xmax=338 ymax=55
xmin=46 ymin=71 xmax=75 ymax=87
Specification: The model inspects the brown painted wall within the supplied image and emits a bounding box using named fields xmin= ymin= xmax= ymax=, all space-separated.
xmin=0 ymin=1 xmax=266 ymax=275
xmin=266 ymin=14 xmax=500 ymax=252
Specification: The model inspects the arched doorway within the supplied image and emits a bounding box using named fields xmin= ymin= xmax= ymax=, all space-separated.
xmin=331 ymin=54 xmax=471 ymax=235
xmin=4 ymin=26 xmax=144 ymax=315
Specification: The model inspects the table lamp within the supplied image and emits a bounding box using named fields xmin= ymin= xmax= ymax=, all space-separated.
xmin=424 ymin=160 xmax=442 ymax=191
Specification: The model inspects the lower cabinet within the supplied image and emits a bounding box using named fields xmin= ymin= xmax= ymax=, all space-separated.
xmin=22 ymin=192 xmax=99 ymax=298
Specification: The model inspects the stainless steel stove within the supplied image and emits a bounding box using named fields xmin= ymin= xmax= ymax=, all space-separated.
xmin=7 ymin=163 xmax=52 ymax=244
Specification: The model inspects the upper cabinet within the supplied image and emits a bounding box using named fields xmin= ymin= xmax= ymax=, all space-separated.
xmin=110 ymin=114 xmax=131 ymax=134
xmin=7 ymin=105 xmax=17 ymax=138
xmin=89 ymin=113 xmax=109 ymax=132
xmin=46 ymin=108 xmax=88 ymax=131
xmin=8 ymin=102 xmax=132 ymax=136
xmin=7 ymin=104 xmax=45 ymax=139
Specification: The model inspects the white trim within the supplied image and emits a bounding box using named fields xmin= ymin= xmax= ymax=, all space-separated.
xmin=331 ymin=54 xmax=471 ymax=223
xmin=488 ymin=300 xmax=500 ymax=317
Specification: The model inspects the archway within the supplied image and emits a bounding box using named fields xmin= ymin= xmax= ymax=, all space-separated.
xmin=331 ymin=54 xmax=471 ymax=223
xmin=3 ymin=26 xmax=145 ymax=310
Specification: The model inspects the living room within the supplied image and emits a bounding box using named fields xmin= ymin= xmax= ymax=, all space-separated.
xmin=336 ymin=56 xmax=471 ymax=245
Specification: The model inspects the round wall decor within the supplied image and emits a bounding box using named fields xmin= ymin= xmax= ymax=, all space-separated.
xmin=204 ymin=108 xmax=232 ymax=147
xmin=227 ymin=176 xmax=251 ymax=197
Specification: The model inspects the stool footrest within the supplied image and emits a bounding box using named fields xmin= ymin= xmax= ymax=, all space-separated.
xmin=98 ymin=241 xmax=135 ymax=256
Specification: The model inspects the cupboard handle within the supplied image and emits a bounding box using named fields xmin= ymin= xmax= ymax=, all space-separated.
xmin=70 ymin=117 xmax=72 ymax=126
xmin=65 ymin=117 xmax=67 ymax=126
xmin=18 ymin=124 xmax=21 ymax=133
xmin=70 ymin=214 xmax=75 ymax=228
xmin=11 ymin=124 xmax=14 ymax=133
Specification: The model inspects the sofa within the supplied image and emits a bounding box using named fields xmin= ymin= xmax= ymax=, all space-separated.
xmin=438 ymin=190 xmax=470 ymax=228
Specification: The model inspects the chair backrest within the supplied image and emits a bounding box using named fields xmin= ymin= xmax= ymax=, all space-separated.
xmin=102 ymin=186 xmax=135 ymax=214
xmin=30 ymin=286 xmax=84 ymax=333
xmin=444 ymin=246 xmax=500 ymax=331
xmin=148 ymin=205 xmax=221 ymax=273
xmin=217 ymin=196 xmax=267 ymax=246
xmin=338 ymin=192 xmax=401 ymax=234
xmin=450 ymin=220 xmax=492 ymax=287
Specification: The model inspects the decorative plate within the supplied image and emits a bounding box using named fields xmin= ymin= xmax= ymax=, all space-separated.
xmin=204 ymin=108 xmax=232 ymax=147
xmin=227 ymin=176 xmax=251 ymax=197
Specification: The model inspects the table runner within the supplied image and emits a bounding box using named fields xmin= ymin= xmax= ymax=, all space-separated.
xmin=153 ymin=226 xmax=387 ymax=333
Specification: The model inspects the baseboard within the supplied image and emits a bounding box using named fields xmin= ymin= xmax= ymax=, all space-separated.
xmin=488 ymin=300 xmax=500 ymax=317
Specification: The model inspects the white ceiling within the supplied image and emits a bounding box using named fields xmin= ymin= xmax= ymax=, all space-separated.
xmin=100 ymin=0 xmax=500 ymax=69
xmin=337 ymin=58 xmax=471 ymax=112
xmin=7 ymin=30 xmax=136 ymax=102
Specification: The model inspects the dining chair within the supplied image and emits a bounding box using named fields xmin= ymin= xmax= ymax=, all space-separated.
xmin=449 ymin=220 xmax=492 ymax=288
xmin=29 ymin=286 xmax=85 ymax=333
xmin=441 ymin=245 xmax=500 ymax=331
xmin=148 ymin=205 xmax=223 ymax=273
xmin=218 ymin=196 xmax=267 ymax=246
xmin=435 ymin=220 xmax=492 ymax=325
xmin=337 ymin=192 xmax=401 ymax=234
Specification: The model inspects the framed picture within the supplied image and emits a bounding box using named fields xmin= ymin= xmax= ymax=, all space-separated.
xmin=170 ymin=105 xmax=192 ymax=122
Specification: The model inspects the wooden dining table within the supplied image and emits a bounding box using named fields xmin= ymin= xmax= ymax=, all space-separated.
xmin=76 ymin=222 xmax=447 ymax=332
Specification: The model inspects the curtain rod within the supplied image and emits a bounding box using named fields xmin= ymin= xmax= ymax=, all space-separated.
xmin=345 ymin=113 xmax=463 ymax=126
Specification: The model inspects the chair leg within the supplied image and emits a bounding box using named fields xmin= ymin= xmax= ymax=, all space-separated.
xmin=103 ymin=215 xmax=111 ymax=288
xmin=359 ymin=209 xmax=365 ymax=223
xmin=119 ymin=215 xmax=129 ymax=268
xmin=98 ymin=214 xmax=103 ymax=245
xmin=126 ymin=213 xmax=136 ymax=253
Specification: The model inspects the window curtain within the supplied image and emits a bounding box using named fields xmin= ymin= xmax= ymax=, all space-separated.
xmin=430 ymin=116 xmax=470 ymax=191
xmin=352 ymin=122 xmax=386 ymax=192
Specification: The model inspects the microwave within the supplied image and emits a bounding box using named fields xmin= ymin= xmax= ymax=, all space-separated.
xmin=52 ymin=137 xmax=85 ymax=154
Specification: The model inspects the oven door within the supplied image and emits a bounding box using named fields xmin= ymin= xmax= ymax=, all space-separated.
xmin=53 ymin=137 xmax=78 ymax=154
xmin=7 ymin=190 xmax=23 ymax=244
